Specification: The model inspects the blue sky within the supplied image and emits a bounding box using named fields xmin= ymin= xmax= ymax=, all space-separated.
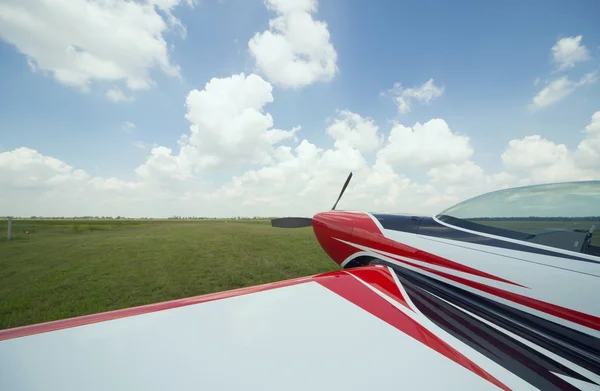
xmin=0 ymin=0 xmax=599 ymax=217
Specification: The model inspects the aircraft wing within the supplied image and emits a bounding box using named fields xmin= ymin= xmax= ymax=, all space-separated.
xmin=0 ymin=265 xmax=596 ymax=391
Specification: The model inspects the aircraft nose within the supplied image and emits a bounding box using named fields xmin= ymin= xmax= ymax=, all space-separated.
xmin=312 ymin=211 xmax=357 ymax=265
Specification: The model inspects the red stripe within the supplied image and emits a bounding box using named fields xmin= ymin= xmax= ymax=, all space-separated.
xmin=318 ymin=211 xmax=522 ymax=287
xmin=313 ymin=212 xmax=360 ymax=264
xmin=317 ymin=269 xmax=511 ymax=391
xmin=390 ymin=257 xmax=600 ymax=332
xmin=0 ymin=276 xmax=315 ymax=341
xmin=350 ymin=219 xmax=524 ymax=287
xmin=345 ymin=266 xmax=413 ymax=311
xmin=346 ymin=211 xmax=383 ymax=234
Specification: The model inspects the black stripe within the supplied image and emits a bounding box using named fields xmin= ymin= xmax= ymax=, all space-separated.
xmin=375 ymin=214 xmax=599 ymax=264
xmin=369 ymin=259 xmax=600 ymax=386
xmin=407 ymin=286 xmax=587 ymax=391
xmin=371 ymin=214 xmax=422 ymax=234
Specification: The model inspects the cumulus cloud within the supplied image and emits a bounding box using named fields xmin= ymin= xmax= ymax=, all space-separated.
xmin=0 ymin=147 xmax=88 ymax=190
xmin=551 ymin=35 xmax=590 ymax=71
xmin=0 ymin=147 xmax=197 ymax=217
xmin=248 ymin=0 xmax=338 ymax=88
xmin=2 ymin=70 xmax=599 ymax=218
xmin=183 ymin=73 xmax=299 ymax=167
xmin=211 ymin=140 xmax=440 ymax=216
xmin=377 ymin=118 xmax=473 ymax=168
xmin=0 ymin=110 xmax=451 ymax=217
xmin=386 ymin=79 xmax=444 ymax=114
xmin=501 ymin=135 xmax=579 ymax=183
xmin=326 ymin=110 xmax=383 ymax=152
xmin=501 ymin=112 xmax=600 ymax=184
xmin=0 ymin=0 xmax=193 ymax=99
xmin=574 ymin=111 xmax=600 ymax=169
xmin=134 ymin=73 xmax=300 ymax=180
xmin=135 ymin=146 xmax=195 ymax=182
xmin=502 ymin=135 xmax=569 ymax=173
xmin=427 ymin=161 xmax=484 ymax=186
xmin=530 ymin=72 xmax=597 ymax=109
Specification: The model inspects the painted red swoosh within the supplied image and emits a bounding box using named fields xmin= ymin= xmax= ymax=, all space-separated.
xmin=312 ymin=211 xmax=361 ymax=264
xmin=318 ymin=267 xmax=511 ymax=391
xmin=314 ymin=211 xmax=523 ymax=287
xmin=345 ymin=266 xmax=414 ymax=311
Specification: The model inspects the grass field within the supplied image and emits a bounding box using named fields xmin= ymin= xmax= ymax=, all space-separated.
xmin=2 ymin=217 xmax=598 ymax=331
xmin=0 ymin=219 xmax=337 ymax=330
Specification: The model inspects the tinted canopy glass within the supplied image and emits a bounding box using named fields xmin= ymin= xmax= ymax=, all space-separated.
xmin=436 ymin=181 xmax=600 ymax=257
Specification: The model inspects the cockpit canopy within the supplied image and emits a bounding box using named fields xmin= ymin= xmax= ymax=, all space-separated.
xmin=436 ymin=181 xmax=600 ymax=258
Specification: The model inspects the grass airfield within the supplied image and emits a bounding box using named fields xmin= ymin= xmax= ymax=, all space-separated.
xmin=0 ymin=219 xmax=337 ymax=330
xmin=2 ymin=217 xmax=598 ymax=330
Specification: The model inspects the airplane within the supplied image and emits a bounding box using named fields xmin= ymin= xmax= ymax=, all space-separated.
xmin=0 ymin=174 xmax=599 ymax=391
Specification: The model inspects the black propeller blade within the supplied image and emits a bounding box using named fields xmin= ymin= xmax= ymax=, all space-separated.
xmin=331 ymin=172 xmax=353 ymax=210
xmin=271 ymin=217 xmax=313 ymax=228
xmin=270 ymin=172 xmax=353 ymax=228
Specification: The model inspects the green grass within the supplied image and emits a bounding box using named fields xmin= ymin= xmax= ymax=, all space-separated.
xmin=0 ymin=219 xmax=337 ymax=330
xmin=3 ymin=217 xmax=597 ymax=331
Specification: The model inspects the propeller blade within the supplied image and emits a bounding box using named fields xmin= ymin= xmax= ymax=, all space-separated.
xmin=331 ymin=172 xmax=353 ymax=210
xmin=271 ymin=217 xmax=313 ymax=228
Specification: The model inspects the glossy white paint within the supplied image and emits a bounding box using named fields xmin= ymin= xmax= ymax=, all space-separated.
xmin=553 ymin=374 xmax=600 ymax=391
xmin=348 ymin=269 xmax=541 ymax=391
xmin=1 ymin=281 xmax=530 ymax=391
xmin=375 ymin=228 xmax=600 ymax=337
xmin=430 ymin=291 xmax=600 ymax=387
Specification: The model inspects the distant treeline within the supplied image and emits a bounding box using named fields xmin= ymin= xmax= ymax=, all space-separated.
xmin=468 ymin=216 xmax=600 ymax=221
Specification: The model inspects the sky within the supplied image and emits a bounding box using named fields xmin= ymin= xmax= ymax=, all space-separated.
xmin=0 ymin=0 xmax=599 ymax=218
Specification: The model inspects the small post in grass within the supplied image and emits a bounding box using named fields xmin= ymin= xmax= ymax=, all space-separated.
xmin=7 ymin=217 xmax=12 ymax=240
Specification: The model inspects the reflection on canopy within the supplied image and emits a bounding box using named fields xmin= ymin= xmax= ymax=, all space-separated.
xmin=437 ymin=181 xmax=600 ymax=258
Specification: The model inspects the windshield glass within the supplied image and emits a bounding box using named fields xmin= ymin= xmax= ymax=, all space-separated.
xmin=436 ymin=181 xmax=600 ymax=257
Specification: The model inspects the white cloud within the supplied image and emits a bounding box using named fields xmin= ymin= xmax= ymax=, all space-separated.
xmin=377 ymin=118 xmax=473 ymax=168
xmin=181 ymin=72 xmax=300 ymax=168
xmin=502 ymin=135 xmax=569 ymax=173
xmin=135 ymin=146 xmax=195 ymax=182
xmin=387 ymin=79 xmax=444 ymax=114
xmin=106 ymin=88 xmax=133 ymax=103
xmin=0 ymin=147 xmax=88 ymax=190
xmin=134 ymin=72 xmax=300 ymax=178
xmin=326 ymin=110 xmax=383 ymax=152
xmin=0 ymin=147 xmax=200 ymax=217
xmin=122 ymin=121 xmax=136 ymax=133
xmin=0 ymin=144 xmax=443 ymax=218
xmin=574 ymin=111 xmax=600 ymax=169
xmin=501 ymin=112 xmax=600 ymax=184
xmin=248 ymin=0 xmax=338 ymax=88
xmin=4 ymin=111 xmax=599 ymax=217
xmin=0 ymin=0 xmax=193 ymax=99
xmin=530 ymin=72 xmax=597 ymax=109
xmin=551 ymin=35 xmax=590 ymax=71
xmin=187 ymin=109 xmax=600 ymax=216
xmin=428 ymin=161 xmax=484 ymax=186
xmin=2 ymin=71 xmax=599 ymax=218
xmin=501 ymin=135 xmax=580 ymax=184
xmin=211 ymin=140 xmax=440 ymax=216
